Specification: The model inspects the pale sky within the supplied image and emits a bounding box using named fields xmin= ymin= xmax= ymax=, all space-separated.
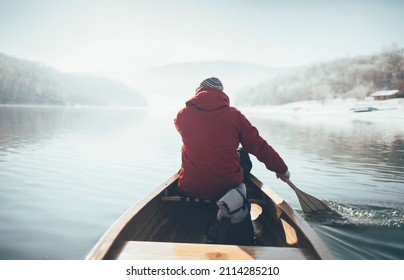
xmin=1 ymin=0 xmax=404 ymax=85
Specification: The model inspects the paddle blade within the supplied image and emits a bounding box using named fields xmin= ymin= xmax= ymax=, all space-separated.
xmin=295 ymin=188 xmax=330 ymax=213
xmin=285 ymin=179 xmax=330 ymax=213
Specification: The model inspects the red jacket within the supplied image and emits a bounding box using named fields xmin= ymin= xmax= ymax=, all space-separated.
xmin=174 ymin=88 xmax=288 ymax=200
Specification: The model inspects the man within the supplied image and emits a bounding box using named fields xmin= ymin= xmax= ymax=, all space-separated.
xmin=174 ymin=77 xmax=290 ymax=201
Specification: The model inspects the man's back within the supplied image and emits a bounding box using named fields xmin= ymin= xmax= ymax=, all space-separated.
xmin=175 ymin=88 xmax=245 ymax=199
xmin=175 ymin=77 xmax=288 ymax=200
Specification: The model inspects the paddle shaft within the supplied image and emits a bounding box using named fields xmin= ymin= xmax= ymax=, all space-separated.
xmin=283 ymin=178 xmax=299 ymax=192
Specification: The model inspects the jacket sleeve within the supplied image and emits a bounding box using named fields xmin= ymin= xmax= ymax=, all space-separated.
xmin=174 ymin=109 xmax=185 ymax=135
xmin=238 ymin=112 xmax=288 ymax=174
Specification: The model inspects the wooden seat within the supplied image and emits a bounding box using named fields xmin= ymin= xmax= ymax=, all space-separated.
xmin=110 ymin=241 xmax=317 ymax=260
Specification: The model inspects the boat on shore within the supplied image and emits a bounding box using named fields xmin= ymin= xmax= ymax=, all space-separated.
xmin=86 ymin=173 xmax=333 ymax=260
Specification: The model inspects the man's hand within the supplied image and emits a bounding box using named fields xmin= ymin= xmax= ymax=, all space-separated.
xmin=276 ymin=170 xmax=290 ymax=182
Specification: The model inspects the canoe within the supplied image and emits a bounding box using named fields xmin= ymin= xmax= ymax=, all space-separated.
xmin=86 ymin=173 xmax=333 ymax=260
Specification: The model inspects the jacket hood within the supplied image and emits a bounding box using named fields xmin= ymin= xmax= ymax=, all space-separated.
xmin=185 ymin=88 xmax=230 ymax=112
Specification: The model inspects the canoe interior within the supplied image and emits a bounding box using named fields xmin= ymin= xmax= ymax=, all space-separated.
xmin=102 ymin=175 xmax=320 ymax=260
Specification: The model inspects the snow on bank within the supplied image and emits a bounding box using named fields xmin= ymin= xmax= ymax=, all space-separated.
xmin=241 ymin=98 xmax=404 ymax=122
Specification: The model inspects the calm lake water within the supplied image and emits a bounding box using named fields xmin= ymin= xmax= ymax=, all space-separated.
xmin=0 ymin=106 xmax=403 ymax=260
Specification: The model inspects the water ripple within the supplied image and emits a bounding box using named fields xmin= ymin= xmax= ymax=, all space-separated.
xmin=306 ymin=201 xmax=404 ymax=228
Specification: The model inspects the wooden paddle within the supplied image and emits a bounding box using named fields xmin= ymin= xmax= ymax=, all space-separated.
xmin=282 ymin=177 xmax=330 ymax=213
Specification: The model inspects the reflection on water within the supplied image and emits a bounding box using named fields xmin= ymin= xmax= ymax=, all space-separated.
xmin=0 ymin=106 xmax=148 ymax=147
xmin=249 ymin=114 xmax=404 ymax=197
xmin=0 ymin=106 xmax=403 ymax=259
xmin=250 ymin=115 xmax=404 ymax=181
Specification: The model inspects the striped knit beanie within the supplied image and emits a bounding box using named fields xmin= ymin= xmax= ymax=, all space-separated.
xmin=199 ymin=77 xmax=224 ymax=91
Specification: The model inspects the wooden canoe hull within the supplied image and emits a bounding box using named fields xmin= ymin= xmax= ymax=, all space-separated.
xmin=86 ymin=173 xmax=333 ymax=260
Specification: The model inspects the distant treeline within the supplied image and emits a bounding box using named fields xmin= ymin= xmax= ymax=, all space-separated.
xmin=0 ymin=53 xmax=147 ymax=106
xmin=235 ymin=44 xmax=404 ymax=105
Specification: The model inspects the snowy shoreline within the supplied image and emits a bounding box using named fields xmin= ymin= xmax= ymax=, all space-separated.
xmin=241 ymin=98 xmax=404 ymax=120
